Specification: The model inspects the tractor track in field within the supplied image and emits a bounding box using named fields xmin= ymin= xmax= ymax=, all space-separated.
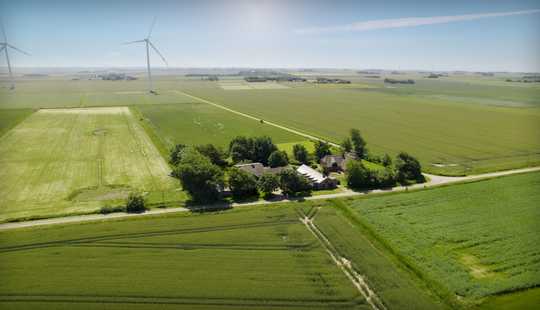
xmin=0 ymin=166 xmax=539 ymax=231
xmin=298 ymin=207 xmax=386 ymax=310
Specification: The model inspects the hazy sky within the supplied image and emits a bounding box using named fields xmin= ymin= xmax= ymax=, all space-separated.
xmin=1 ymin=0 xmax=539 ymax=71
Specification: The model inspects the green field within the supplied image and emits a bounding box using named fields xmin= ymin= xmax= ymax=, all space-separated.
xmin=0 ymin=107 xmax=180 ymax=222
xmin=337 ymin=172 xmax=540 ymax=306
xmin=0 ymin=109 xmax=34 ymax=137
xmin=0 ymin=206 xmax=366 ymax=310
xmin=178 ymin=79 xmax=540 ymax=175
xmin=135 ymin=103 xmax=303 ymax=148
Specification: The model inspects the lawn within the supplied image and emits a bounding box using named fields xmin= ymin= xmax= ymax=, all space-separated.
xmin=338 ymin=172 xmax=540 ymax=306
xmin=0 ymin=107 xmax=181 ymax=222
xmin=135 ymin=103 xmax=303 ymax=149
xmin=178 ymin=80 xmax=540 ymax=175
xmin=0 ymin=206 xmax=365 ymax=310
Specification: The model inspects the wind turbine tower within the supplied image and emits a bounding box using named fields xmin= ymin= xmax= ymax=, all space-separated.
xmin=1 ymin=22 xmax=30 ymax=90
xmin=124 ymin=17 xmax=168 ymax=94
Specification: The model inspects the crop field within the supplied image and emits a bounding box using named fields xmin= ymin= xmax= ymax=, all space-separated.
xmin=135 ymin=103 xmax=304 ymax=148
xmin=178 ymin=80 xmax=540 ymax=175
xmin=0 ymin=78 xmax=196 ymax=109
xmin=338 ymin=172 xmax=540 ymax=306
xmin=0 ymin=107 xmax=179 ymax=222
xmin=0 ymin=109 xmax=33 ymax=137
xmin=0 ymin=206 xmax=367 ymax=310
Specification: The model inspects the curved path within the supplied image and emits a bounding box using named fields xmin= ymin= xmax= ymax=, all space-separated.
xmin=1 ymin=166 xmax=538 ymax=231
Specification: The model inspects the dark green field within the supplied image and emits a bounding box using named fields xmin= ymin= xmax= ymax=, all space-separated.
xmin=0 ymin=206 xmax=366 ymax=310
xmin=337 ymin=172 xmax=540 ymax=306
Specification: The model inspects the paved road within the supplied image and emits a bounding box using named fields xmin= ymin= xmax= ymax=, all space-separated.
xmin=1 ymin=166 xmax=538 ymax=231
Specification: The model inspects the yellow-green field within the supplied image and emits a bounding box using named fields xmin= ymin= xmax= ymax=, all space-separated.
xmin=0 ymin=107 xmax=180 ymax=222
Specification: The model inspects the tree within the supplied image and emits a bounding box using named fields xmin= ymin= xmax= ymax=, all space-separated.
xmin=229 ymin=136 xmax=254 ymax=163
xmin=252 ymin=136 xmax=277 ymax=165
xmin=375 ymin=168 xmax=396 ymax=188
xmin=126 ymin=193 xmax=147 ymax=213
xmin=228 ymin=168 xmax=258 ymax=199
xmin=279 ymin=169 xmax=312 ymax=196
xmin=314 ymin=140 xmax=331 ymax=161
xmin=292 ymin=144 xmax=309 ymax=164
xmin=258 ymin=173 xmax=280 ymax=198
xmin=173 ymin=148 xmax=224 ymax=203
xmin=341 ymin=138 xmax=352 ymax=153
xmin=196 ymin=144 xmax=228 ymax=167
xmin=169 ymin=144 xmax=186 ymax=166
xmin=350 ymin=129 xmax=367 ymax=159
xmin=382 ymin=153 xmax=393 ymax=167
xmin=345 ymin=160 xmax=370 ymax=189
xmin=268 ymin=150 xmax=289 ymax=167
xmin=395 ymin=152 xmax=424 ymax=183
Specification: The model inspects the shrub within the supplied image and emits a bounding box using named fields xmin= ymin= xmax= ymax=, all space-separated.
xmin=169 ymin=144 xmax=186 ymax=166
xmin=126 ymin=193 xmax=147 ymax=213
xmin=228 ymin=168 xmax=259 ymax=199
xmin=268 ymin=150 xmax=289 ymax=167
xmin=99 ymin=205 xmax=126 ymax=214
xmin=350 ymin=129 xmax=367 ymax=159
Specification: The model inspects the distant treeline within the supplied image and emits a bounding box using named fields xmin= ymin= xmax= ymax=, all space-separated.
xmin=315 ymin=77 xmax=351 ymax=84
xmin=384 ymin=78 xmax=415 ymax=84
xmin=506 ymin=76 xmax=540 ymax=83
xmin=245 ymin=76 xmax=306 ymax=82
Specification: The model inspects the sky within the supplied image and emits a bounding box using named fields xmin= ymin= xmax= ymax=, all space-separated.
xmin=1 ymin=0 xmax=539 ymax=71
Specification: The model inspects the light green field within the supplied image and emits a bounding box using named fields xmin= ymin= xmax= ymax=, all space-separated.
xmin=0 ymin=78 xmax=196 ymax=109
xmin=135 ymin=103 xmax=304 ymax=148
xmin=178 ymin=80 xmax=540 ymax=175
xmin=0 ymin=206 xmax=366 ymax=310
xmin=338 ymin=172 xmax=540 ymax=306
xmin=0 ymin=107 xmax=180 ymax=222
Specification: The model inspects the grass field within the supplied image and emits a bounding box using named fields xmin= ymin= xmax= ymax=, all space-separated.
xmin=0 ymin=107 xmax=180 ymax=222
xmin=337 ymin=172 xmax=540 ymax=306
xmin=178 ymin=80 xmax=540 ymax=175
xmin=0 ymin=206 xmax=366 ymax=309
xmin=135 ymin=103 xmax=303 ymax=148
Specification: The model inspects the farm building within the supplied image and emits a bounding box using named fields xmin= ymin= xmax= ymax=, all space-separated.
xmin=320 ymin=153 xmax=356 ymax=172
xmin=296 ymin=164 xmax=338 ymax=190
xmin=235 ymin=163 xmax=287 ymax=178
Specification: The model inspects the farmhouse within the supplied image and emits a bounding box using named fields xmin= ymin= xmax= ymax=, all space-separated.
xmin=320 ymin=153 xmax=356 ymax=172
xmin=296 ymin=164 xmax=338 ymax=190
xmin=235 ymin=163 xmax=287 ymax=178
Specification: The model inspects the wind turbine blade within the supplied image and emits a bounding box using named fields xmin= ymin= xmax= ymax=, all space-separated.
xmin=147 ymin=16 xmax=157 ymax=39
xmin=7 ymin=44 xmax=30 ymax=56
xmin=0 ymin=20 xmax=6 ymax=42
xmin=123 ymin=39 xmax=146 ymax=45
xmin=148 ymin=40 xmax=168 ymax=66
xmin=0 ymin=45 xmax=5 ymax=53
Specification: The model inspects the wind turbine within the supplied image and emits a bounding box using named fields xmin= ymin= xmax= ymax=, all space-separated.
xmin=124 ymin=17 xmax=168 ymax=94
xmin=1 ymin=22 xmax=30 ymax=90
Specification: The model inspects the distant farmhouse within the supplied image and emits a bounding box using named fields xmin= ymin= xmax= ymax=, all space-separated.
xmin=315 ymin=77 xmax=351 ymax=84
xmin=296 ymin=165 xmax=338 ymax=190
xmin=98 ymin=73 xmax=137 ymax=81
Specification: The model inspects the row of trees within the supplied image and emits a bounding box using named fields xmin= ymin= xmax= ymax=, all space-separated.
xmin=229 ymin=168 xmax=311 ymax=199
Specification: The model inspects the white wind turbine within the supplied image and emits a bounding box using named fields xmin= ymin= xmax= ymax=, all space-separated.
xmin=124 ymin=17 xmax=168 ymax=94
xmin=1 ymin=22 xmax=30 ymax=90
